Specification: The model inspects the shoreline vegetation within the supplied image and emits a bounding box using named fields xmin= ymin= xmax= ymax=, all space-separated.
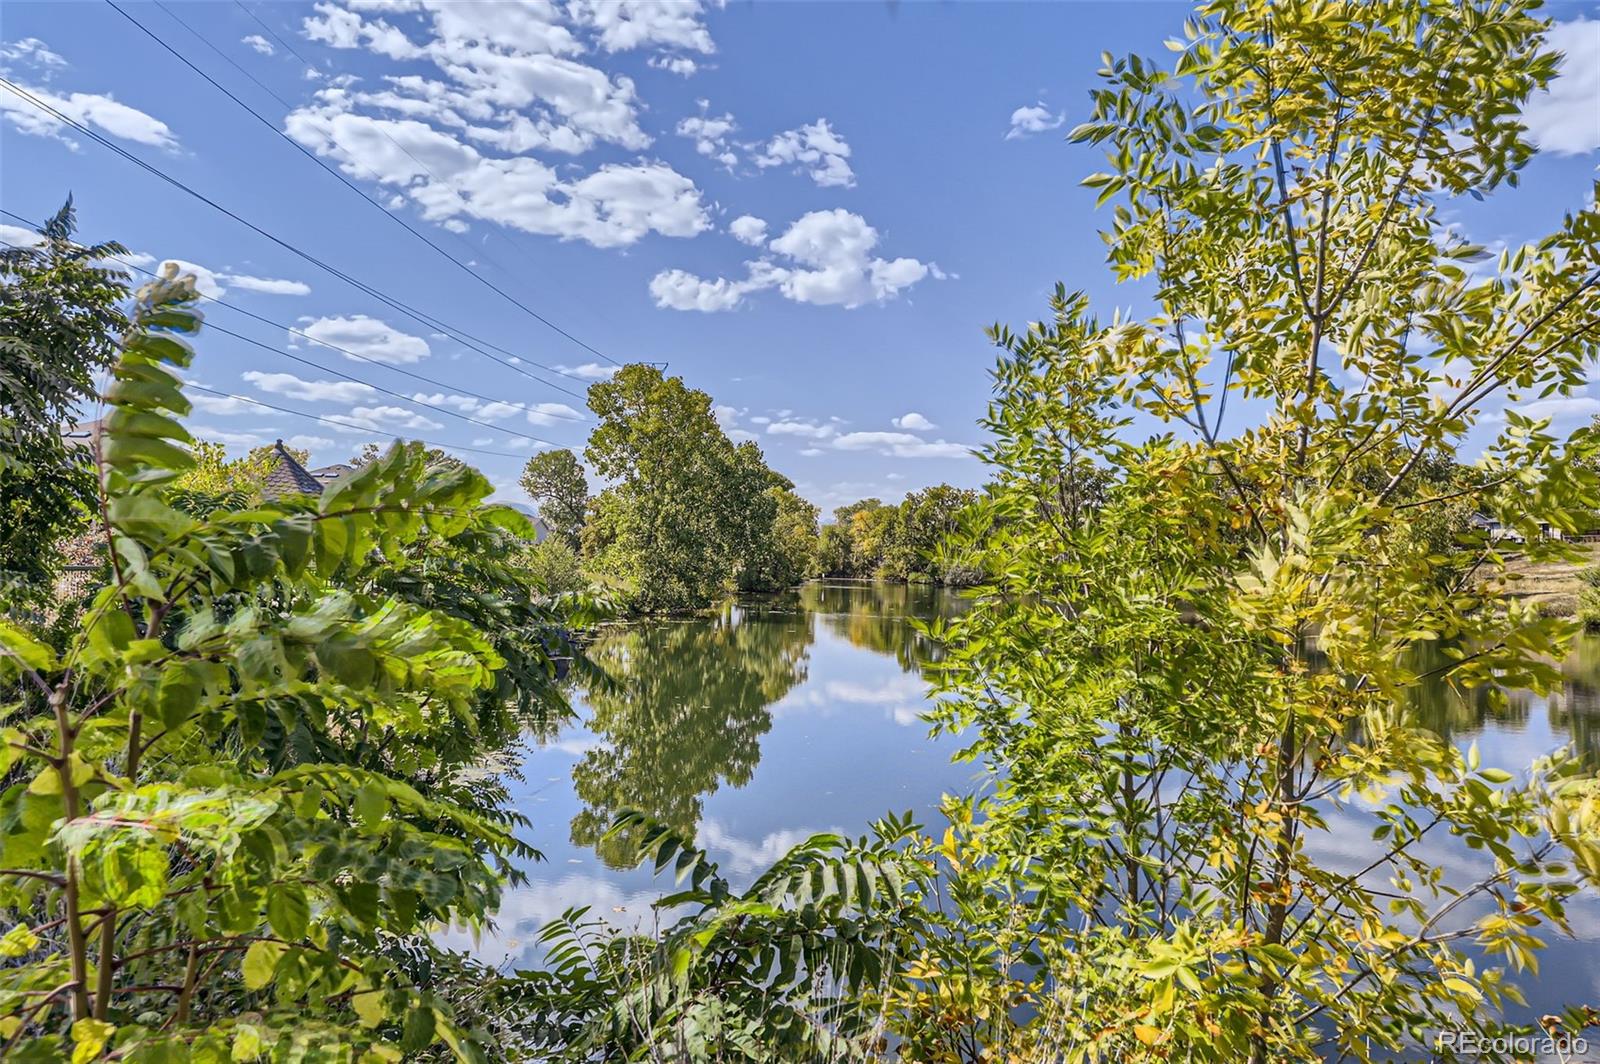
xmin=4 ymin=0 xmax=1600 ymax=1060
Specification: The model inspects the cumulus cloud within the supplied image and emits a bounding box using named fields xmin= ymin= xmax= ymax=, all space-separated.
xmin=767 ymin=418 xmax=835 ymax=439
xmin=190 ymin=426 xmax=271 ymax=449
xmin=527 ymin=401 xmax=583 ymax=425
xmin=569 ymin=0 xmax=717 ymax=55
xmin=284 ymin=1 xmax=720 ymax=248
xmin=135 ymin=259 xmax=307 ymax=300
xmin=1521 ymin=19 xmax=1600 ymax=155
xmin=754 ymin=118 xmax=854 ymax=187
xmin=648 ymin=54 xmax=698 ymax=77
xmin=407 ymin=392 xmax=582 ymax=424
xmin=892 ymin=412 xmax=935 ymax=431
xmin=651 ymin=209 xmax=940 ymax=312
xmin=0 ymin=38 xmax=66 ymax=69
xmin=833 ymin=431 xmax=972 ymax=459
xmin=676 ymin=103 xmax=737 ymax=168
xmin=0 ymin=79 xmax=178 ymax=149
xmin=728 ymin=214 xmax=767 ymax=245
xmin=554 ymin=362 xmax=619 ymax=380
xmin=1005 ymin=102 xmax=1064 ymax=140
xmin=189 ymin=390 xmax=274 ymax=416
xmin=0 ymin=222 xmax=44 ymax=250
xmin=297 ymin=314 xmax=430 ymax=364
xmin=327 ymin=404 xmax=444 ymax=433
xmin=243 ymin=370 xmax=376 ymax=403
xmin=241 ymin=34 xmax=275 ymax=56
xmin=220 ymin=272 xmax=312 ymax=296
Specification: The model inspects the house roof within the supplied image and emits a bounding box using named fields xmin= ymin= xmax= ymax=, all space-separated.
xmin=261 ymin=440 xmax=325 ymax=498
xmin=307 ymin=462 xmax=354 ymax=488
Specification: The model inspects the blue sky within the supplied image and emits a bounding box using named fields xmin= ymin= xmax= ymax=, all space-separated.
xmin=2 ymin=0 xmax=1597 ymax=513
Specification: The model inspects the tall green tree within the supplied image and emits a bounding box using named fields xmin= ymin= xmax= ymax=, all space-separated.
xmin=0 ymin=199 xmax=130 ymax=610
xmin=583 ymin=365 xmax=804 ymax=611
xmin=519 ymin=448 xmax=589 ymax=550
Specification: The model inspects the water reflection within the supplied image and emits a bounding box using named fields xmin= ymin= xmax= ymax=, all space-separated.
xmin=798 ymin=580 xmax=964 ymax=673
xmin=569 ymin=600 xmax=815 ymax=867
xmin=1406 ymin=635 xmax=1600 ymax=769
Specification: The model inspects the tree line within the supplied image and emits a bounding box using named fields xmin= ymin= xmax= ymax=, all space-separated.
xmin=519 ymin=367 xmax=983 ymax=612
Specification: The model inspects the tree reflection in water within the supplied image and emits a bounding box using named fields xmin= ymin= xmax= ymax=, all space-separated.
xmin=797 ymin=580 xmax=964 ymax=676
xmin=1405 ymin=634 xmax=1600 ymax=769
xmin=568 ymin=600 xmax=815 ymax=868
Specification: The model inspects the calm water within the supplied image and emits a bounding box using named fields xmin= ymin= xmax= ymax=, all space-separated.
xmin=452 ymin=581 xmax=1600 ymax=1045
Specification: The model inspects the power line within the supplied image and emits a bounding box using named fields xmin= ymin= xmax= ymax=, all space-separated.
xmin=108 ymin=0 xmax=622 ymax=368
xmin=0 ymin=227 xmax=576 ymax=447
xmin=0 ymin=75 xmax=600 ymax=405
xmin=224 ymin=0 xmax=597 ymax=344
xmin=184 ymin=385 xmax=538 ymax=460
xmin=232 ymin=0 xmax=313 ymax=69
xmin=0 ymin=205 xmax=592 ymax=417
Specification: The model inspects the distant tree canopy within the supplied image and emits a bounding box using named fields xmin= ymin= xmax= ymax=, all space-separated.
xmin=519 ymin=448 xmax=589 ymax=549
xmin=580 ymin=364 xmax=818 ymax=612
xmin=817 ymin=485 xmax=982 ymax=584
xmin=0 ymin=199 xmax=130 ymax=609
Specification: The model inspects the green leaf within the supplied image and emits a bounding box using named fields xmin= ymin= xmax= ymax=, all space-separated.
xmin=266 ymin=884 xmax=310 ymax=940
xmin=241 ymin=939 xmax=284 ymax=991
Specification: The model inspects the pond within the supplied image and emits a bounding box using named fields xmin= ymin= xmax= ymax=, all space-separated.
xmin=450 ymin=580 xmax=1600 ymax=1046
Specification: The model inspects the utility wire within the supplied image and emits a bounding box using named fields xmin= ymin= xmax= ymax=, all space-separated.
xmin=184 ymin=385 xmax=537 ymax=460
xmin=0 ymin=76 xmax=600 ymax=406
xmin=232 ymin=0 xmax=313 ymax=69
xmin=0 ymin=205 xmax=592 ymax=417
xmin=109 ymin=0 xmax=622 ymax=368
xmin=0 ymin=228 xmax=576 ymax=447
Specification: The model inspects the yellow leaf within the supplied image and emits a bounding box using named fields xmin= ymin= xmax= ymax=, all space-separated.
xmin=1133 ymin=1024 xmax=1164 ymax=1045
xmin=352 ymin=989 xmax=385 ymax=1028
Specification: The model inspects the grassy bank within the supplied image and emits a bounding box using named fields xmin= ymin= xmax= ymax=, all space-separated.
xmin=1505 ymin=543 xmax=1599 ymax=618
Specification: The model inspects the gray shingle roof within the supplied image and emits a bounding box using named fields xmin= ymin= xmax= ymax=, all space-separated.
xmin=261 ymin=441 xmax=324 ymax=498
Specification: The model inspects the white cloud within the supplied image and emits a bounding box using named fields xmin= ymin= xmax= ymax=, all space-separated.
xmin=754 ymin=118 xmax=854 ymax=187
xmin=220 ymin=272 xmax=311 ymax=296
xmin=554 ymin=362 xmax=618 ymax=380
xmin=569 ymin=0 xmax=717 ymax=55
xmin=1005 ymin=102 xmax=1064 ymax=140
xmin=189 ymin=391 xmax=272 ymax=416
xmin=298 ymin=314 xmax=431 ymax=364
xmin=243 ymin=370 xmax=376 ymax=403
xmin=0 ymin=38 xmax=67 ymax=69
xmin=649 ymin=269 xmax=754 ymax=312
xmin=728 ymin=214 xmax=767 ymax=245
xmin=0 ymin=78 xmax=178 ymax=149
xmin=648 ymin=54 xmax=698 ymax=77
xmin=406 ymin=392 xmax=580 ymax=424
xmin=833 ymin=431 xmax=972 ymax=459
xmin=767 ymin=418 xmax=835 ymax=439
xmin=281 ymin=2 xmax=730 ymax=247
xmin=799 ymin=447 xmax=822 ymax=457
xmin=676 ymin=104 xmax=737 ymax=168
xmin=0 ymin=222 xmax=44 ymax=250
xmin=892 ymin=411 xmax=935 ymax=431
xmin=286 ymin=434 xmax=336 ymax=452
xmin=139 ymin=259 xmax=307 ymax=300
xmin=241 ymin=34 xmax=275 ymax=56
xmin=190 ymin=426 xmax=271 ymax=449
xmin=527 ymin=402 xmax=582 ymax=425
xmin=1521 ymin=19 xmax=1600 ymax=155
xmin=651 ymin=209 xmax=939 ymax=312
xmin=1509 ymin=393 xmax=1600 ymax=422
xmin=327 ymin=404 xmax=444 ymax=432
